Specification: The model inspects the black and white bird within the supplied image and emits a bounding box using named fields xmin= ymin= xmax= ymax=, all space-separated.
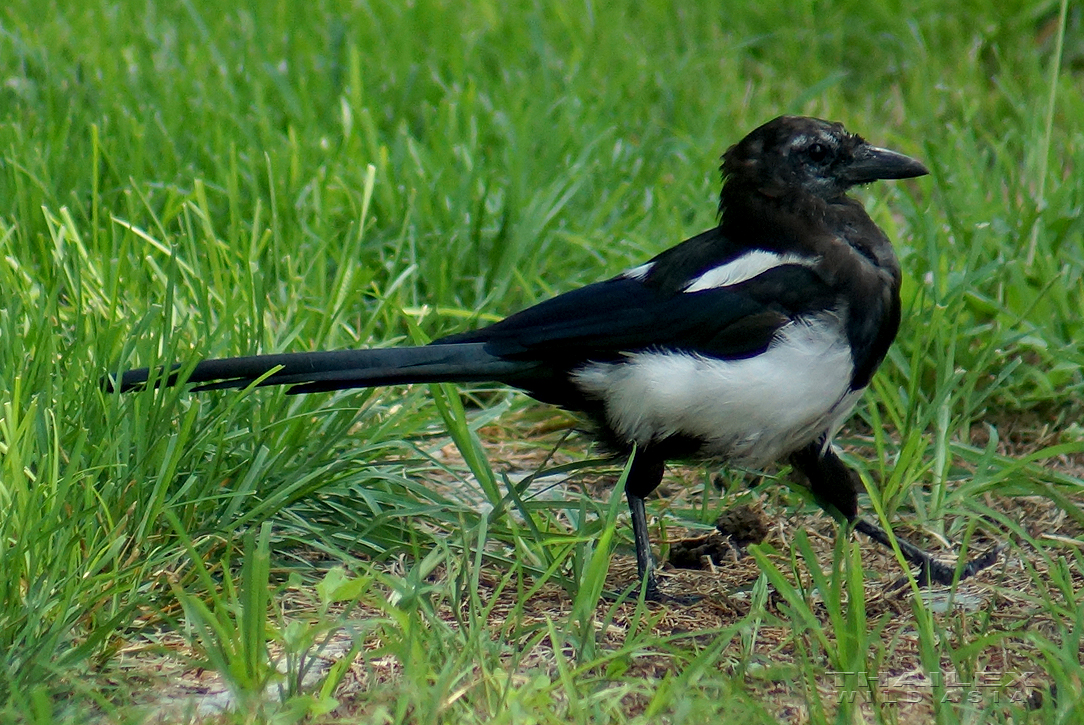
xmin=110 ymin=116 xmax=999 ymax=597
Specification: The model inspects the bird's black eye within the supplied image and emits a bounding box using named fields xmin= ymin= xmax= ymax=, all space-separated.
xmin=806 ymin=142 xmax=831 ymax=164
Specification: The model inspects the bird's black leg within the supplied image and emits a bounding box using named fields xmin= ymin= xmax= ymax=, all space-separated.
xmin=790 ymin=442 xmax=1001 ymax=586
xmin=624 ymin=450 xmax=665 ymax=599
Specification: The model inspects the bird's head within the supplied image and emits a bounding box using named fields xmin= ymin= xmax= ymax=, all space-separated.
xmin=721 ymin=116 xmax=928 ymax=205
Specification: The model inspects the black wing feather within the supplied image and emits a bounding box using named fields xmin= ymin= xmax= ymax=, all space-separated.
xmin=438 ymin=263 xmax=835 ymax=364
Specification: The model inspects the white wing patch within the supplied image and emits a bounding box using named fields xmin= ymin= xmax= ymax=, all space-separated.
xmin=683 ymin=251 xmax=818 ymax=293
xmin=622 ymin=262 xmax=654 ymax=281
xmin=572 ymin=315 xmax=857 ymax=467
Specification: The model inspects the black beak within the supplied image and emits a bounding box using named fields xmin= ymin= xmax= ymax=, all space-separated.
xmin=844 ymin=144 xmax=929 ymax=184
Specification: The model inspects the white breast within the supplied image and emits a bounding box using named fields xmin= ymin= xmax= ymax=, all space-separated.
xmin=571 ymin=315 xmax=859 ymax=466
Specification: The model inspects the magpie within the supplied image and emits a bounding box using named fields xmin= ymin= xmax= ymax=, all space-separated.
xmin=110 ymin=116 xmax=1000 ymax=597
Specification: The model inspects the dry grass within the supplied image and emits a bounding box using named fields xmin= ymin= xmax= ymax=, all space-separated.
xmin=114 ymin=413 xmax=1081 ymax=723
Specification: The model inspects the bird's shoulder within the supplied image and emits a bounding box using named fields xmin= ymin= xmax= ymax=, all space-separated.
xmin=438 ymin=226 xmax=839 ymax=362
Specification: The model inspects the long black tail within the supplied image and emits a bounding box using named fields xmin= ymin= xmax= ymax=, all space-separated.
xmin=107 ymin=343 xmax=537 ymax=395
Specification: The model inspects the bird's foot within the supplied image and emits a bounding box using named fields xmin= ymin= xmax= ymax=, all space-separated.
xmin=609 ymin=573 xmax=703 ymax=605
xmin=908 ymin=543 xmax=1006 ymax=588
xmin=854 ymin=518 xmax=1004 ymax=588
xmin=651 ymin=589 xmax=704 ymax=605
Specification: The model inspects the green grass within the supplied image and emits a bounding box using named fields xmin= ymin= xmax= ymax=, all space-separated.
xmin=1 ymin=0 xmax=1083 ymax=722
